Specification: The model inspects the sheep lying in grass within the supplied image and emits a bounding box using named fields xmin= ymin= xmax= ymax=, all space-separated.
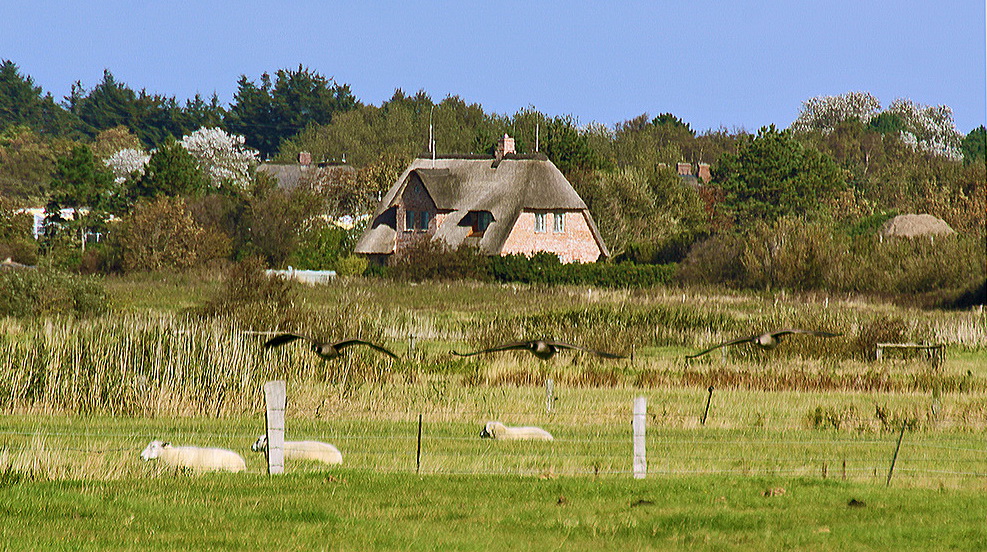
xmin=251 ymin=435 xmax=343 ymax=465
xmin=480 ymin=421 xmax=554 ymax=441
xmin=140 ymin=440 xmax=246 ymax=473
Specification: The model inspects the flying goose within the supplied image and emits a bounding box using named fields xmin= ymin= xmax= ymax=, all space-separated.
xmin=263 ymin=333 xmax=398 ymax=360
xmin=452 ymin=339 xmax=625 ymax=361
xmin=685 ymin=329 xmax=841 ymax=359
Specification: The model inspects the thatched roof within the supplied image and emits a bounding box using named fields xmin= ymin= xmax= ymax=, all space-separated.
xmin=879 ymin=214 xmax=956 ymax=238
xmin=355 ymin=156 xmax=607 ymax=257
xmin=256 ymin=163 xmax=354 ymax=190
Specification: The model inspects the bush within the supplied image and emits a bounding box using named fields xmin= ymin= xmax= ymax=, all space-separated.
xmin=489 ymin=252 xmax=674 ymax=288
xmin=0 ymin=269 xmax=107 ymax=317
xmin=334 ymin=254 xmax=369 ymax=277
xmin=197 ymin=257 xmax=299 ymax=330
xmin=675 ymin=233 xmax=745 ymax=286
xmin=117 ymin=196 xmax=231 ymax=273
xmin=386 ymin=239 xmax=490 ymax=282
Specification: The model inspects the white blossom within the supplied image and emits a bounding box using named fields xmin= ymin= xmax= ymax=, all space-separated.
xmin=104 ymin=148 xmax=151 ymax=184
xmin=179 ymin=127 xmax=259 ymax=190
xmin=790 ymin=91 xmax=881 ymax=134
xmin=886 ymin=99 xmax=963 ymax=161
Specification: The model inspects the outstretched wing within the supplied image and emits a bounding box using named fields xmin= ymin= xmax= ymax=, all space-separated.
xmin=263 ymin=333 xmax=311 ymax=349
xmin=545 ymin=340 xmax=626 ymax=359
xmin=334 ymin=339 xmax=399 ymax=359
xmin=685 ymin=335 xmax=755 ymax=359
xmin=771 ymin=329 xmax=842 ymax=339
xmin=451 ymin=342 xmax=531 ymax=357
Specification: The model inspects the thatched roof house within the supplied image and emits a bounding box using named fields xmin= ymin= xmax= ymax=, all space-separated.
xmin=879 ymin=214 xmax=956 ymax=239
xmin=355 ymin=135 xmax=608 ymax=264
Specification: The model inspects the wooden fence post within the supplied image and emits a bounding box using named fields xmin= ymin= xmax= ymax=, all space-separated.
xmin=546 ymin=379 xmax=555 ymax=413
xmin=633 ymin=397 xmax=647 ymax=479
xmin=263 ymin=380 xmax=287 ymax=475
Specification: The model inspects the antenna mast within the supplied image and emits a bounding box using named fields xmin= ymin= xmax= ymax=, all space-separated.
xmin=429 ymin=106 xmax=435 ymax=168
xmin=535 ymin=123 xmax=540 ymax=152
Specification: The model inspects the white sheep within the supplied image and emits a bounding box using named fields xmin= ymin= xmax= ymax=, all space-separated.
xmin=140 ymin=440 xmax=246 ymax=473
xmin=480 ymin=421 xmax=554 ymax=441
xmin=251 ymin=435 xmax=343 ymax=465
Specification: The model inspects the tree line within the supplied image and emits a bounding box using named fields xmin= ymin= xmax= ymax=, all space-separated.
xmin=0 ymin=60 xmax=983 ymax=300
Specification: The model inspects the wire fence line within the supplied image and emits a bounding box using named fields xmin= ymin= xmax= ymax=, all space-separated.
xmin=1 ymin=410 xmax=985 ymax=483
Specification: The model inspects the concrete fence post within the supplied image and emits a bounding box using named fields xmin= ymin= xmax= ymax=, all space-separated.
xmin=263 ymin=380 xmax=287 ymax=475
xmin=633 ymin=396 xmax=647 ymax=479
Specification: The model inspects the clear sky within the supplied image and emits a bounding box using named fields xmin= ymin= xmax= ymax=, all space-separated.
xmin=2 ymin=1 xmax=984 ymax=133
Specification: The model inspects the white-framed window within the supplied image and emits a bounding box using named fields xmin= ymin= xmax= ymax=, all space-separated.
xmin=405 ymin=210 xmax=416 ymax=232
xmin=534 ymin=212 xmax=547 ymax=233
xmin=419 ymin=211 xmax=431 ymax=231
xmin=553 ymin=212 xmax=565 ymax=233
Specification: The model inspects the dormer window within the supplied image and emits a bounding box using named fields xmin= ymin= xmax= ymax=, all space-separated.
xmin=470 ymin=211 xmax=493 ymax=235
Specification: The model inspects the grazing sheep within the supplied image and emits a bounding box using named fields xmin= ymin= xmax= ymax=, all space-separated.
xmin=140 ymin=440 xmax=246 ymax=473
xmin=251 ymin=435 xmax=343 ymax=465
xmin=480 ymin=421 xmax=554 ymax=441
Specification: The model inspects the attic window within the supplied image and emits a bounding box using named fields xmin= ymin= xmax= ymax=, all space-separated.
xmin=470 ymin=211 xmax=492 ymax=235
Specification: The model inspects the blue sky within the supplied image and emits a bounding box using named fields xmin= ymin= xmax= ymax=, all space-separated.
xmin=2 ymin=1 xmax=984 ymax=133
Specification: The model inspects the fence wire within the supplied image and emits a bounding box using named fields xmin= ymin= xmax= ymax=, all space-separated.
xmin=0 ymin=408 xmax=984 ymax=483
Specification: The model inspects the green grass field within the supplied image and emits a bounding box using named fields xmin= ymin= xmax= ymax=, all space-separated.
xmin=0 ymin=273 xmax=985 ymax=549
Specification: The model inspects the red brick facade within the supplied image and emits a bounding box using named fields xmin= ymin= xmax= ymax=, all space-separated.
xmin=501 ymin=210 xmax=604 ymax=263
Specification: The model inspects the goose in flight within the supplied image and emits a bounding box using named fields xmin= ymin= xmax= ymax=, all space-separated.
xmin=452 ymin=339 xmax=625 ymax=361
xmin=685 ymin=329 xmax=841 ymax=359
xmin=263 ymin=333 xmax=398 ymax=360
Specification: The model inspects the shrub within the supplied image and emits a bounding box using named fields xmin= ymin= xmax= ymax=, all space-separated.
xmin=0 ymin=269 xmax=107 ymax=317
xmin=334 ymin=254 xmax=369 ymax=277
xmin=386 ymin=239 xmax=490 ymax=282
xmin=489 ymin=253 xmax=674 ymax=288
xmin=117 ymin=196 xmax=230 ymax=273
xmin=675 ymin=233 xmax=745 ymax=286
xmin=197 ymin=257 xmax=299 ymax=330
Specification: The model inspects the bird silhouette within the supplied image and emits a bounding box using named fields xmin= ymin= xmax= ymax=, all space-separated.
xmin=685 ymin=329 xmax=841 ymax=359
xmin=263 ymin=333 xmax=398 ymax=360
xmin=452 ymin=339 xmax=624 ymax=360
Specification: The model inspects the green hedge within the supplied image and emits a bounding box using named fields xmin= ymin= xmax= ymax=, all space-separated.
xmin=489 ymin=253 xmax=674 ymax=288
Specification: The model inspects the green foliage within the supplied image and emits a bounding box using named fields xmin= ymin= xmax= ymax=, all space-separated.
xmin=0 ymin=126 xmax=58 ymax=200
xmin=739 ymin=217 xmax=846 ymax=291
xmin=0 ymin=197 xmax=38 ymax=264
xmin=0 ymin=269 xmax=107 ymax=317
xmin=715 ymin=125 xmax=845 ymax=228
xmin=287 ymin=222 xmax=357 ymax=270
xmin=116 ymin=196 xmax=230 ymax=272
xmin=489 ymin=252 xmax=674 ymax=288
xmin=244 ymin=183 xmax=327 ymax=268
xmin=961 ymin=125 xmax=986 ymax=163
xmin=334 ymin=254 xmax=369 ymax=277
xmin=226 ymin=66 xmax=357 ymax=158
xmin=195 ymin=257 xmax=302 ymax=331
xmin=386 ymin=239 xmax=490 ymax=282
xmin=134 ymin=138 xmax=210 ymax=199
xmin=0 ymin=60 xmax=77 ymax=136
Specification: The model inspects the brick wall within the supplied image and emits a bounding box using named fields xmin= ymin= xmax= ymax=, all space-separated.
xmin=500 ymin=210 xmax=603 ymax=263
xmin=395 ymin=174 xmax=437 ymax=253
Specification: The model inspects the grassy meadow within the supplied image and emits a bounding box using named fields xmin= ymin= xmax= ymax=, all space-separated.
xmin=1 ymin=272 xmax=986 ymax=549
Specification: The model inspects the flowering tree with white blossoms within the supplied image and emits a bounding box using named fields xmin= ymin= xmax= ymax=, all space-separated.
xmin=179 ymin=127 xmax=259 ymax=191
xmin=104 ymin=148 xmax=151 ymax=184
xmin=884 ymin=99 xmax=963 ymax=161
xmin=790 ymin=91 xmax=882 ymax=134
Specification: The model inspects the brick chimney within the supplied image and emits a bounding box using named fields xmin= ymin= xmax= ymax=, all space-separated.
xmin=697 ymin=163 xmax=711 ymax=182
xmin=298 ymin=151 xmax=312 ymax=166
xmin=676 ymin=162 xmax=692 ymax=176
xmin=495 ymin=134 xmax=516 ymax=160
